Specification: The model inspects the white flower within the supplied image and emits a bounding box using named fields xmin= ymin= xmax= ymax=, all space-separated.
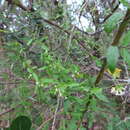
xmin=111 ymin=85 xmax=126 ymax=96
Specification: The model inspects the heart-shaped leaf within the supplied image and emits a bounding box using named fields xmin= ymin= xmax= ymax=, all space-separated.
xmin=9 ymin=116 xmax=31 ymax=130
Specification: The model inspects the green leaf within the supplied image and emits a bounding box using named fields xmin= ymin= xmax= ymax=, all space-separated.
xmin=106 ymin=46 xmax=119 ymax=73
xmin=95 ymin=92 xmax=109 ymax=102
xmin=88 ymin=113 xmax=94 ymax=128
xmin=27 ymin=39 xmax=34 ymax=46
xmin=67 ymin=82 xmax=80 ymax=87
xmin=10 ymin=116 xmax=31 ymax=130
xmin=67 ymin=120 xmax=77 ymax=130
xmin=32 ymin=72 xmax=39 ymax=82
xmin=121 ymin=48 xmax=130 ymax=65
xmin=79 ymin=128 xmax=86 ymax=130
xmin=40 ymin=10 xmax=48 ymax=19
xmin=89 ymin=98 xmax=97 ymax=111
xmin=107 ymin=122 xmax=113 ymax=130
xmin=120 ymin=30 xmax=130 ymax=46
xmin=119 ymin=0 xmax=130 ymax=8
xmin=41 ymin=78 xmax=57 ymax=84
xmin=91 ymin=88 xmax=109 ymax=102
xmin=104 ymin=12 xmax=124 ymax=33
xmin=59 ymin=119 xmax=66 ymax=130
xmin=64 ymin=100 xmax=71 ymax=112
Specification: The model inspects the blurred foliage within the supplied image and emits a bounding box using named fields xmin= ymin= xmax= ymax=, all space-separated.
xmin=0 ymin=0 xmax=130 ymax=130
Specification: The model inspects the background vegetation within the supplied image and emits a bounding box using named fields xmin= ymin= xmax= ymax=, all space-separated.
xmin=1 ymin=0 xmax=130 ymax=129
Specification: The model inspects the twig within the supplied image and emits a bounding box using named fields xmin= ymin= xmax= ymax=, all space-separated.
xmin=100 ymin=3 xmax=120 ymax=24
xmin=106 ymin=79 xmax=130 ymax=83
xmin=65 ymin=26 xmax=75 ymax=62
xmin=51 ymin=93 xmax=60 ymax=130
xmin=42 ymin=19 xmax=92 ymax=55
xmin=95 ymin=57 xmax=107 ymax=85
xmin=116 ymin=117 xmax=130 ymax=126
xmin=123 ymin=61 xmax=129 ymax=78
xmin=112 ymin=9 xmax=130 ymax=46
xmin=95 ymin=9 xmax=130 ymax=85
xmin=5 ymin=0 xmax=34 ymax=11
xmin=36 ymin=108 xmax=63 ymax=130
xmin=0 ymin=108 xmax=15 ymax=117
xmin=0 ymin=94 xmax=36 ymax=117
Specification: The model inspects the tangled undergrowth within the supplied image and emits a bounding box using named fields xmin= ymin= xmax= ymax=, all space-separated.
xmin=1 ymin=0 xmax=130 ymax=130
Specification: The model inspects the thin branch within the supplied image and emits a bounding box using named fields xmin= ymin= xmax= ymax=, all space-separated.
xmin=51 ymin=93 xmax=60 ymax=130
xmin=95 ymin=57 xmax=107 ymax=85
xmin=0 ymin=94 xmax=36 ymax=117
xmin=42 ymin=19 xmax=70 ymax=36
xmin=112 ymin=9 xmax=130 ymax=46
xmin=36 ymin=108 xmax=63 ymax=130
xmin=123 ymin=61 xmax=129 ymax=78
xmin=116 ymin=117 xmax=130 ymax=126
xmin=5 ymin=0 xmax=34 ymax=11
xmin=42 ymin=19 xmax=92 ymax=54
xmin=4 ymin=0 xmax=92 ymax=53
xmin=100 ymin=3 xmax=120 ymax=24
xmin=95 ymin=9 xmax=130 ymax=85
